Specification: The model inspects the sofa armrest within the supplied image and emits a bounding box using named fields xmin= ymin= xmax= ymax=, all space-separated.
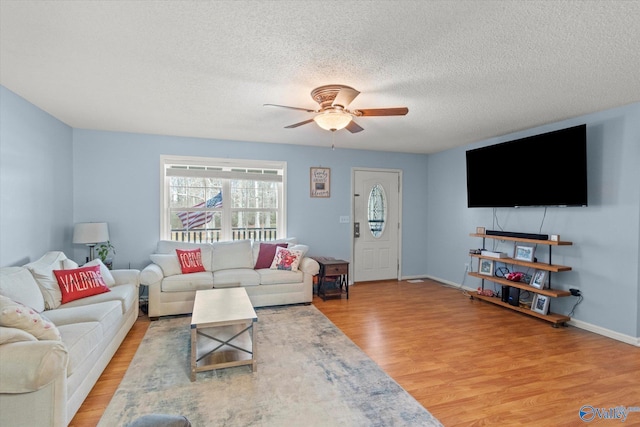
xmin=298 ymin=257 xmax=320 ymax=276
xmin=140 ymin=263 xmax=164 ymax=286
xmin=0 ymin=340 xmax=68 ymax=393
xmin=111 ymin=269 xmax=140 ymax=287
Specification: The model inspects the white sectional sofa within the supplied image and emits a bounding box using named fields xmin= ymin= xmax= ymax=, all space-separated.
xmin=140 ymin=239 xmax=320 ymax=319
xmin=0 ymin=251 xmax=139 ymax=427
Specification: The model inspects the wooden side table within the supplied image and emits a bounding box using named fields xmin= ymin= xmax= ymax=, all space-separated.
xmin=312 ymin=257 xmax=349 ymax=301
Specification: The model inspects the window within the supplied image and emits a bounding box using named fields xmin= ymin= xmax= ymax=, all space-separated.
xmin=161 ymin=156 xmax=286 ymax=243
xmin=367 ymin=183 xmax=386 ymax=238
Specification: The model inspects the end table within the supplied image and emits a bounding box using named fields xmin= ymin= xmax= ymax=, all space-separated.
xmin=312 ymin=257 xmax=349 ymax=301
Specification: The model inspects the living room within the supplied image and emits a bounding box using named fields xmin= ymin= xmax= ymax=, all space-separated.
xmin=1 ymin=1 xmax=639 ymax=426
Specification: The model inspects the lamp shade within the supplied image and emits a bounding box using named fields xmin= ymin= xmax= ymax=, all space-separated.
xmin=73 ymin=222 xmax=109 ymax=244
xmin=313 ymin=111 xmax=352 ymax=131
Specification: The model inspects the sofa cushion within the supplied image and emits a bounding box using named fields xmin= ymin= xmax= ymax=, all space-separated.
xmin=176 ymin=249 xmax=206 ymax=274
xmin=0 ymin=295 xmax=61 ymax=340
xmin=161 ymin=272 xmax=213 ymax=292
xmin=257 ymin=269 xmax=304 ymax=285
xmin=149 ymin=254 xmax=182 ymax=277
xmin=212 ymin=240 xmax=254 ymax=271
xmin=58 ymin=283 xmax=137 ymax=315
xmin=24 ymin=251 xmax=72 ymax=310
xmin=156 ymin=241 xmax=213 ymax=271
xmin=0 ymin=267 xmax=46 ymax=313
xmin=0 ymin=326 xmax=37 ymax=344
xmin=43 ymin=300 xmax=122 ymax=329
xmin=254 ymin=243 xmax=288 ymax=269
xmin=57 ymin=321 xmax=103 ymax=376
xmin=54 ymin=265 xmax=111 ymax=304
xmin=84 ymin=258 xmax=116 ymax=286
xmin=213 ymin=269 xmax=260 ymax=288
xmin=270 ymin=246 xmax=303 ymax=271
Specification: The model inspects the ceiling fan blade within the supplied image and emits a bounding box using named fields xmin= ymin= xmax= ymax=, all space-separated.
xmin=332 ymin=87 xmax=360 ymax=108
xmin=345 ymin=120 xmax=364 ymax=133
xmin=264 ymin=104 xmax=316 ymax=113
xmin=284 ymin=118 xmax=315 ymax=129
xmin=353 ymin=107 xmax=409 ymax=116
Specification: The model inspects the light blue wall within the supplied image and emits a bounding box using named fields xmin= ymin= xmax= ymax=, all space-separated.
xmin=71 ymin=129 xmax=429 ymax=274
xmin=2 ymin=84 xmax=638 ymax=340
xmin=0 ymin=86 xmax=74 ymax=266
xmin=426 ymin=102 xmax=640 ymax=338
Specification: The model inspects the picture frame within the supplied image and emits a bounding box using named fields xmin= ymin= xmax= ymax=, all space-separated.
xmin=531 ymin=293 xmax=550 ymax=315
xmin=310 ymin=167 xmax=330 ymax=198
xmin=513 ymin=245 xmax=535 ymax=262
xmin=479 ymin=258 xmax=494 ymax=276
xmin=530 ymin=270 xmax=548 ymax=289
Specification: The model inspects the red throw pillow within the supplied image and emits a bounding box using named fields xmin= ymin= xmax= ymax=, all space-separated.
xmin=54 ymin=265 xmax=110 ymax=304
xmin=254 ymin=243 xmax=288 ymax=269
xmin=176 ymin=248 xmax=206 ymax=274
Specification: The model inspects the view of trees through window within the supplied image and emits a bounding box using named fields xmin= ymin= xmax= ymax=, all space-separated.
xmin=163 ymin=159 xmax=284 ymax=243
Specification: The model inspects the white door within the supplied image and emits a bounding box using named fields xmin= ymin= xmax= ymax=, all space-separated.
xmin=353 ymin=169 xmax=401 ymax=282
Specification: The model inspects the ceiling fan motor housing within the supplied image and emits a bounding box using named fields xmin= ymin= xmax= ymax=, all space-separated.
xmin=311 ymin=84 xmax=356 ymax=110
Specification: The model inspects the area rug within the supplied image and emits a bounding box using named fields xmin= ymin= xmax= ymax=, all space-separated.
xmin=99 ymin=305 xmax=442 ymax=426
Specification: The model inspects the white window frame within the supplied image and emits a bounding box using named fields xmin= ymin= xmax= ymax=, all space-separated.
xmin=160 ymin=155 xmax=287 ymax=242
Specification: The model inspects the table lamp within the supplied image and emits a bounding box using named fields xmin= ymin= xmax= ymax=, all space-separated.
xmin=73 ymin=222 xmax=109 ymax=261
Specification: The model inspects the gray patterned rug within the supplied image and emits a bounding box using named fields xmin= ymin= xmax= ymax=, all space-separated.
xmin=99 ymin=305 xmax=442 ymax=426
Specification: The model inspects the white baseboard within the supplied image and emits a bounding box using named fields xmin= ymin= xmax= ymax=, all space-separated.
xmin=408 ymin=274 xmax=640 ymax=347
xmin=567 ymin=318 xmax=640 ymax=347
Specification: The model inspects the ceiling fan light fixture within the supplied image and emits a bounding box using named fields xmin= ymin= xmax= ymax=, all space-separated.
xmin=313 ymin=110 xmax=352 ymax=131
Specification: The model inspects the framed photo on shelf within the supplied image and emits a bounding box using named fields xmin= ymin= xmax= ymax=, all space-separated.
xmin=310 ymin=167 xmax=330 ymax=198
xmin=531 ymin=294 xmax=550 ymax=315
xmin=514 ymin=245 xmax=535 ymax=262
xmin=530 ymin=270 xmax=548 ymax=289
xmin=479 ymin=258 xmax=494 ymax=276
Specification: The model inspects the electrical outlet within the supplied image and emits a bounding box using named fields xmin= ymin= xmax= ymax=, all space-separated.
xmin=339 ymin=216 xmax=350 ymax=223
xmin=464 ymin=263 xmax=470 ymax=271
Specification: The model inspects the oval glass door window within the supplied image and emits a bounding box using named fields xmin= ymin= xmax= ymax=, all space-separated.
xmin=367 ymin=184 xmax=387 ymax=238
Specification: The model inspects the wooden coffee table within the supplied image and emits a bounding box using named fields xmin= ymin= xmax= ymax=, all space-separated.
xmin=190 ymin=288 xmax=258 ymax=381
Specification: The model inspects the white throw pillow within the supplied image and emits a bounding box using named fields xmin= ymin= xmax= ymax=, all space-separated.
xmin=270 ymin=246 xmax=303 ymax=272
xmin=288 ymin=244 xmax=309 ymax=258
xmin=0 ymin=295 xmax=61 ymax=341
xmin=0 ymin=267 xmax=46 ymax=313
xmin=24 ymin=251 xmax=69 ymax=310
xmin=149 ymin=254 xmax=183 ymax=277
xmin=84 ymin=258 xmax=116 ymax=286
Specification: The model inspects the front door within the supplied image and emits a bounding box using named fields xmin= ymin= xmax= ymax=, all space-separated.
xmin=353 ymin=169 xmax=401 ymax=282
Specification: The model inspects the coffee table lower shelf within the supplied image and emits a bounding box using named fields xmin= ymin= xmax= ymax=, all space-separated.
xmin=191 ymin=323 xmax=255 ymax=381
xmin=471 ymin=292 xmax=570 ymax=326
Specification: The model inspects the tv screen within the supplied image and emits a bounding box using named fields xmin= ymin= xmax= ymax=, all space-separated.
xmin=466 ymin=124 xmax=588 ymax=208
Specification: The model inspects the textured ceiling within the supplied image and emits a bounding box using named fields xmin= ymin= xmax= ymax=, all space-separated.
xmin=1 ymin=1 xmax=639 ymax=154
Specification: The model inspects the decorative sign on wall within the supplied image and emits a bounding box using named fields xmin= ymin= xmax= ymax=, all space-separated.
xmin=310 ymin=167 xmax=330 ymax=198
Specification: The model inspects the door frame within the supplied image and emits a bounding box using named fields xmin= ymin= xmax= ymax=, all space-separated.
xmin=350 ymin=167 xmax=403 ymax=282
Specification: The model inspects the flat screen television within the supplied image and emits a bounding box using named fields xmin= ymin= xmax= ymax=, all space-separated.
xmin=466 ymin=124 xmax=588 ymax=208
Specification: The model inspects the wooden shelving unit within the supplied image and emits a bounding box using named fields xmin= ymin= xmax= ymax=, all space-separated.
xmin=469 ymin=233 xmax=573 ymax=326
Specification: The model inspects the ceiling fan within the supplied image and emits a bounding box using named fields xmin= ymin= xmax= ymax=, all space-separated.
xmin=264 ymin=84 xmax=408 ymax=133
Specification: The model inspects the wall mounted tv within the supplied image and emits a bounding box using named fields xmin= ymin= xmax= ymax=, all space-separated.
xmin=466 ymin=124 xmax=588 ymax=208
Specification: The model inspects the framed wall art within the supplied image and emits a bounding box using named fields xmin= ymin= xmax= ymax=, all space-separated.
xmin=310 ymin=167 xmax=330 ymax=198
xmin=479 ymin=258 xmax=494 ymax=276
xmin=531 ymin=294 xmax=550 ymax=315
xmin=530 ymin=270 xmax=548 ymax=289
xmin=514 ymin=245 xmax=535 ymax=262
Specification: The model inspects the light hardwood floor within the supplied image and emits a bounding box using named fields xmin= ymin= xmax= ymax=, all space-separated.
xmin=72 ymin=280 xmax=640 ymax=426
